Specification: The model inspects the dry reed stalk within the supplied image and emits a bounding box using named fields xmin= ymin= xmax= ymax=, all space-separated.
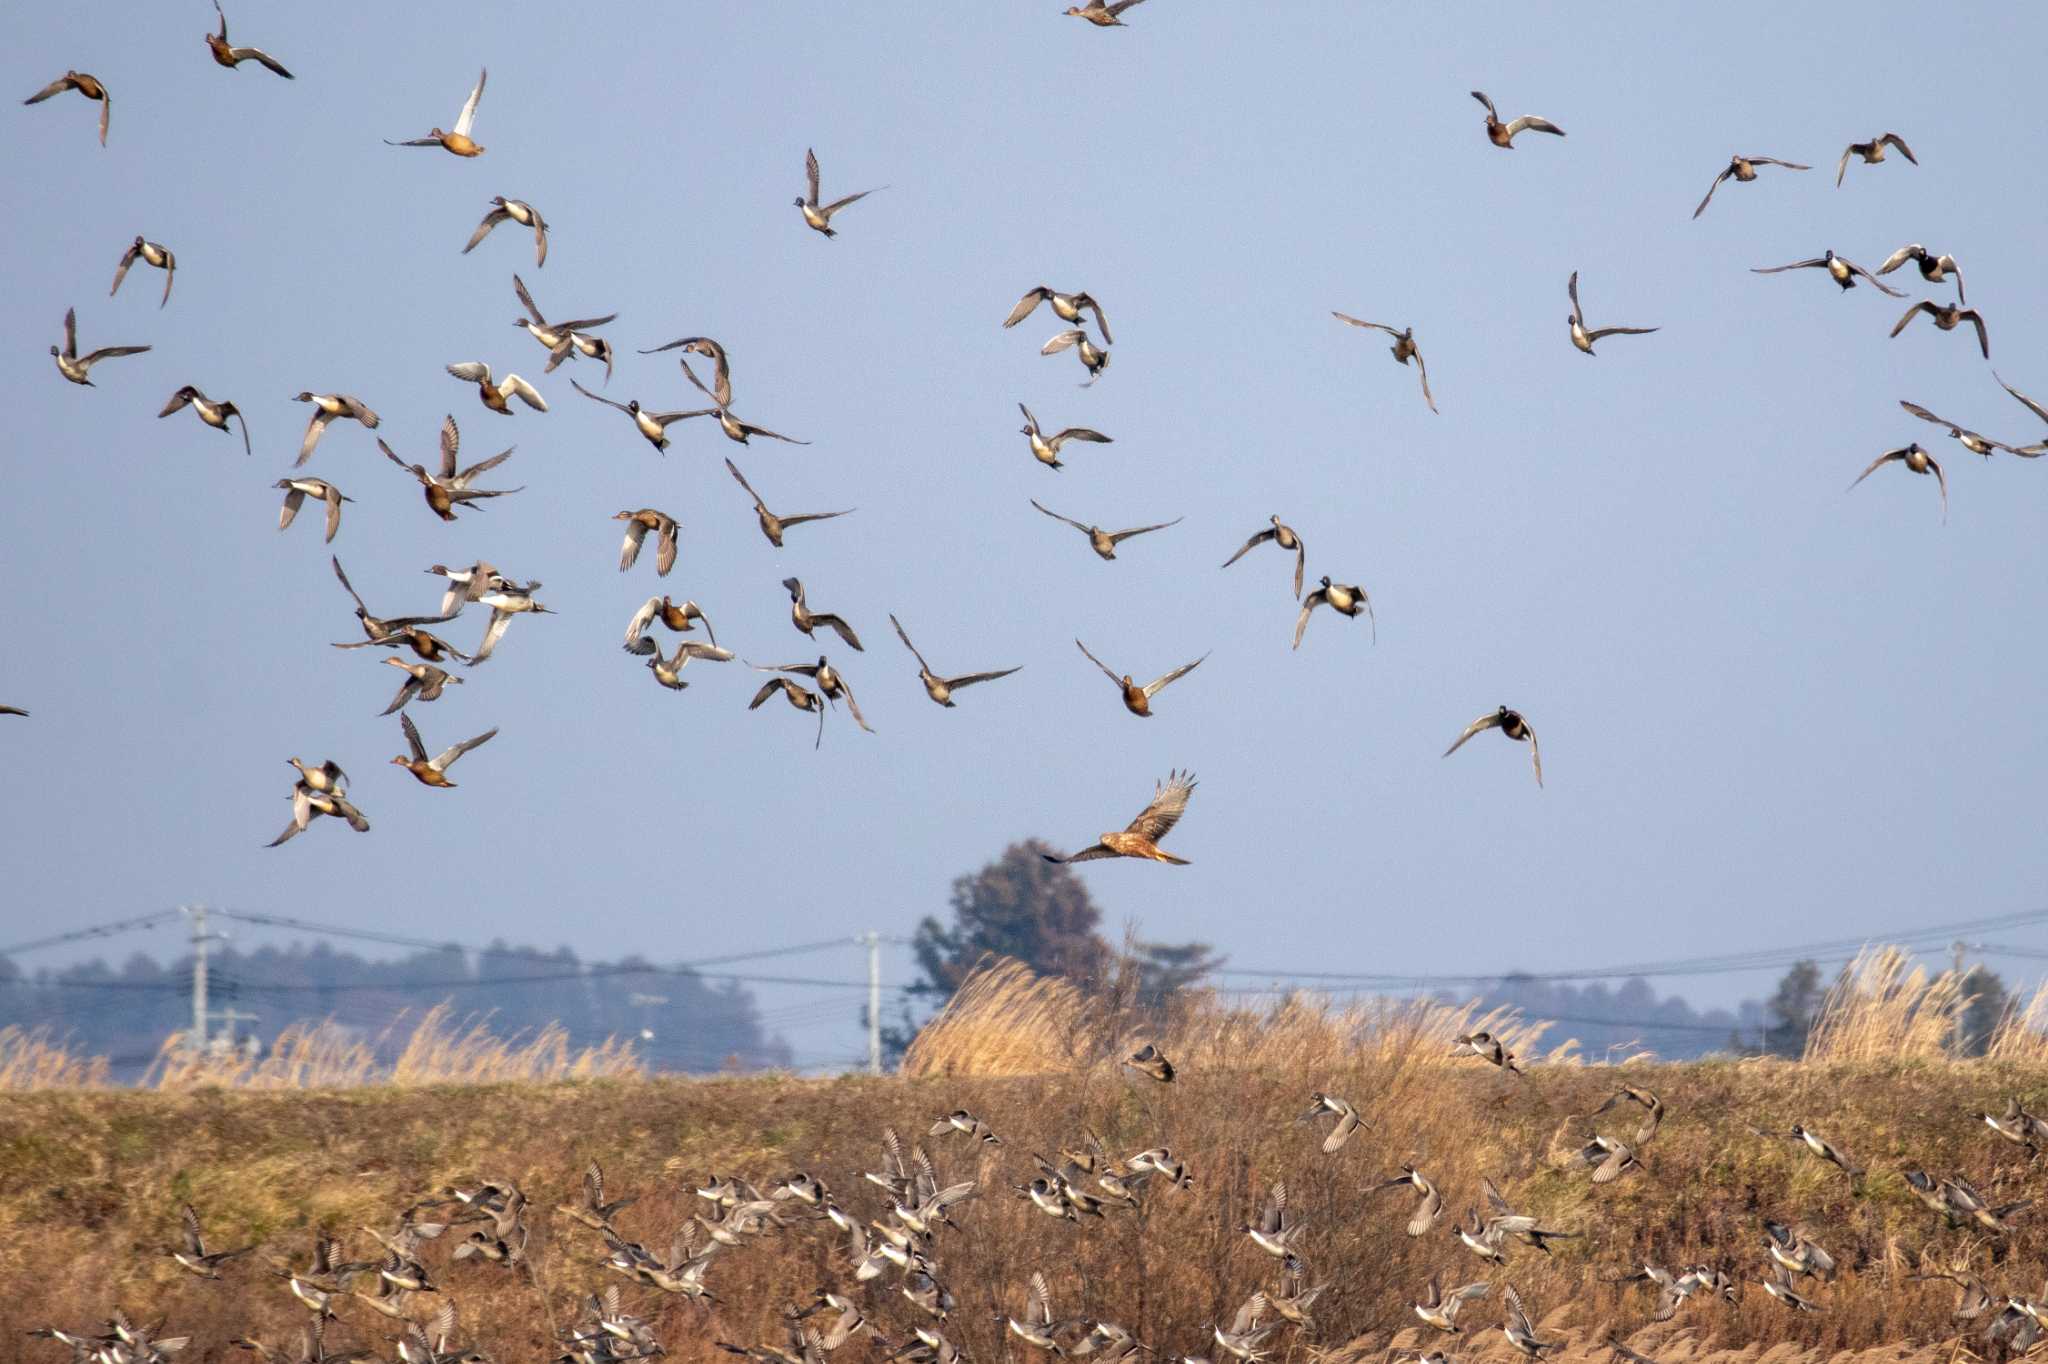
xmin=1804 ymin=946 xmax=1969 ymax=1062
xmin=1986 ymin=979 xmax=2048 ymax=1061
xmin=0 ymin=1025 xmax=109 ymax=1089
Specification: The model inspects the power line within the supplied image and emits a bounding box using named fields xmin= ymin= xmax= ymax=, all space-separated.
xmin=0 ymin=910 xmax=183 ymax=959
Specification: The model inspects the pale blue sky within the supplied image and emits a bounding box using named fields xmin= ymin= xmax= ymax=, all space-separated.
xmin=6 ymin=4 xmax=2047 ymax=1067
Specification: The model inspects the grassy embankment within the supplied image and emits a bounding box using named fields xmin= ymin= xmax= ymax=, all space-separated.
xmin=1 ymin=952 xmax=2046 ymax=1364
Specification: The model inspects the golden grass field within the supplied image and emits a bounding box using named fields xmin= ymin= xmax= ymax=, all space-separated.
xmin=4 ymin=951 xmax=2047 ymax=1364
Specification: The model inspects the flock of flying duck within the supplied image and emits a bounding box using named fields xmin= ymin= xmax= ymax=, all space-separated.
xmin=33 ymin=1055 xmax=2048 ymax=1364
xmin=22 ymin=14 xmax=2047 ymax=854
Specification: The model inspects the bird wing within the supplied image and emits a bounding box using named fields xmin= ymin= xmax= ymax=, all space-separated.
xmin=455 ymin=448 xmax=515 ymax=485
xmin=331 ymin=555 xmax=370 ymax=613
xmin=278 ymin=486 xmax=307 ymax=532
xmin=183 ymin=1204 xmax=206 ymax=1255
xmin=1107 ymin=516 xmax=1183 ymax=545
xmin=463 ymin=207 xmax=509 ymax=254
xmin=1443 ymin=712 xmax=1503 ymax=757
xmin=1003 ymin=288 xmax=1050 ymax=329
xmin=1031 ymin=498 xmax=1091 ymax=534
xmin=1751 ymin=257 xmax=1828 ymax=274
xmin=738 ymin=418 xmax=808 ymax=444
xmin=400 ymin=712 xmax=430 ymax=764
xmin=1750 ymin=156 xmax=1809 ymax=168
xmin=1848 ymin=260 xmax=1906 ymax=296
xmin=453 ymin=68 xmax=486 ymax=138
xmin=1585 ymin=325 xmax=1659 ymax=341
xmin=446 ymin=361 xmax=491 ymax=384
xmin=1567 ymin=270 xmax=1583 ymax=325
xmin=1692 ymin=165 xmax=1732 ymax=219
xmin=1292 ymin=592 xmax=1324 ymax=649
xmin=1898 ymin=400 xmax=1949 ymax=427
xmin=1125 ymin=769 xmax=1196 ymax=842
xmin=1409 ymin=1186 xmax=1443 ymax=1237
xmin=1414 ymin=350 xmax=1436 ymax=414
xmin=502 ymin=375 xmax=548 ymax=410
xmin=1332 ymin=312 xmax=1397 ymax=334
xmin=1876 ymin=244 xmax=1918 ymax=274
xmin=1997 ymin=372 xmax=2048 ymax=426
xmin=1074 ymin=639 xmax=1123 ymax=686
xmin=158 ymin=252 xmax=175 ymax=307
xmin=803 ymin=147 xmax=826 ymax=204
xmin=319 ymin=484 xmax=348 ymax=542
xmin=821 ymin=188 xmax=875 ymax=215
xmin=777 ymin=509 xmax=854 ymax=530
xmin=1140 ymin=653 xmax=1207 ymax=699
xmin=62 ymin=306 xmax=78 ymax=358
xmin=473 ymin=609 xmax=513 ymax=663
xmin=434 ymin=727 xmax=498 ymax=770
xmin=1846 ymin=449 xmax=1902 ymax=490
xmin=655 ymin=522 xmax=677 ymax=576
xmin=1964 ymin=310 xmax=1990 ymax=359
xmin=1041 ymin=329 xmax=1084 ymax=355
xmin=295 ymin=411 xmax=333 ymax=467
xmin=1882 ymin=132 xmax=1917 ymax=163
xmin=724 ymin=457 xmax=768 ymax=510
xmin=1054 ymin=427 xmax=1112 ymax=444
xmin=1890 ymin=301 xmax=1934 ymax=338
xmin=110 ymin=240 xmax=141 ymax=295
xmin=618 ymin=520 xmax=649 ymax=570
xmin=24 ymin=74 xmax=75 ymax=103
xmin=837 ymin=680 xmax=873 ymax=733
xmin=888 ymin=615 xmax=932 ymax=672
xmin=572 ymin=377 xmax=630 ymax=414
xmin=512 ymin=272 xmax=547 ymax=325
xmin=1027 ymin=1271 xmax=1053 ymax=1325
xmin=1930 ymin=454 xmax=1948 ymax=520
xmin=1081 ymin=295 xmax=1113 ymax=345
xmin=1506 ymin=115 xmax=1563 ymax=136
xmin=1469 ymin=90 xmax=1497 ymax=118
xmin=944 ymin=667 xmax=1019 ymax=691
xmin=159 ymin=385 xmax=200 ymax=417
xmin=1835 ymin=146 xmax=1853 ymax=186
xmin=1221 ymin=526 xmax=1277 ymax=568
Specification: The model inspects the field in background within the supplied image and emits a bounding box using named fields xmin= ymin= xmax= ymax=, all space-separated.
xmin=3 ymin=951 xmax=2048 ymax=1364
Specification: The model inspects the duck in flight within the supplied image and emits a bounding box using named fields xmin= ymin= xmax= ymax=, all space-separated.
xmin=1848 ymin=443 xmax=1946 ymax=523
xmin=1443 ymin=706 xmax=1543 ymax=787
xmin=1470 ymin=90 xmax=1563 ymax=147
xmin=1017 ymin=403 xmax=1112 ymax=470
xmin=726 ymin=459 xmax=853 ymax=546
xmin=1294 ymin=576 xmax=1372 ymax=648
xmin=1074 ymin=639 xmax=1206 ymax=717
xmin=796 ymin=148 xmax=881 ymax=238
xmin=1222 ymin=516 xmax=1308 ymax=599
xmin=1890 ymin=300 xmax=1989 ymax=360
xmin=50 ymin=307 xmax=148 ymax=385
xmin=1332 ymin=314 xmax=1435 ymax=412
xmin=1568 ymin=271 xmax=1659 ymax=354
xmin=1692 ymin=154 xmax=1808 ymax=219
xmin=160 ymin=385 xmax=251 ymax=456
xmin=110 ymin=237 xmax=176 ymax=308
xmin=23 ymin=71 xmax=111 ymax=146
xmin=386 ymin=67 xmax=487 ymax=156
xmin=1029 ymin=499 xmax=1182 ymax=561
xmin=889 ymin=615 xmax=1020 ymax=708
xmin=1751 ymin=250 xmax=1904 ymax=296
xmin=464 ymin=197 xmax=549 ymax=267
xmin=1836 ymin=132 xmax=1916 ymax=186
xmin=205 ymin=2 xmax=293 ymax=78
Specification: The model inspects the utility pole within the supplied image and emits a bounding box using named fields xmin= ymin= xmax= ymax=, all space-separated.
xmin=859 ymin=931 xmax=882 ymax=1076
xmin=183 ymin=905 xmax=256 ymax=1056
xmin=187 ymin=904 xmax=209 ymax=1053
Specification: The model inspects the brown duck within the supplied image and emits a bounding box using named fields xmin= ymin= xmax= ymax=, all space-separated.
xmin=749 ymin=676 xmax=827 ymax=749
xmin=1075 ymin=639 xmax=1206 ymax=717
xmin=1443 ymin=706 xmax=1542 ymax=788
xmin=1471 ymin=90 xmax=1563 ymax=147
xmin=206 ymin=3 xmax=293 ymax=77
xmin=1890 ymin=300 xmax=1988 ymax=360
xmin=1332 ymin=313 xmax=1435 ymax=412
xmin=385 ymin=67 xmax=486 ymax=156
xmin=1294 ymin=576 xmax=1373 ymax=648
xmin=1848 ymin=443 xmax=1946 ymax=522
xmin=1692 ymin=155 xmax=1808 ymax=219
xmin=390 ymin=713 xmax=497 ymax=788
xmin=1030 ymin=499 xmax=1181 ymax=560
xmin=1836 ymin=132 xmax=1915 ymax=186
xmin=727 ymin=459 xmax=853 ymax=546
xmin=753 ymin=657 xmax=873 ymax=733
xmin=23 ymin=71 xmax=111 ymax=146
xmin=1221 ymin=515 xmax=1307 ymax=598
xmin=641 ymin=336 xmax=733 ymax=405
xmin=782 ymin=577 xmax=863 ymax=650
xmin=615 ymin=509 xmax=679 ymax=576
xmin=381 ymin=657 xmax=464 ymax=714
xmin=889 ymin=615 xmax=1020 ymax=707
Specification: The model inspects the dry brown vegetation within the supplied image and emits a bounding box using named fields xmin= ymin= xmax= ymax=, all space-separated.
xmin=3 ymin=956 xmax=2046 ymax=1364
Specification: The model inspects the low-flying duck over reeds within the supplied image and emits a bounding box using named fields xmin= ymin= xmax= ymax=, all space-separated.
xmin=1043 ymin=769 xmax=1198 ymax=865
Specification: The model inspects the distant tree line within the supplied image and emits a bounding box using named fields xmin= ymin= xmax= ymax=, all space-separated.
xmin=0 ymin=940 xmax=790 ymax=1080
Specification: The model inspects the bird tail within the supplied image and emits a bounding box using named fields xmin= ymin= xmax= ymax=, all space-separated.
xmin=1153 ymin=852 xmax=1190 ymax=865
